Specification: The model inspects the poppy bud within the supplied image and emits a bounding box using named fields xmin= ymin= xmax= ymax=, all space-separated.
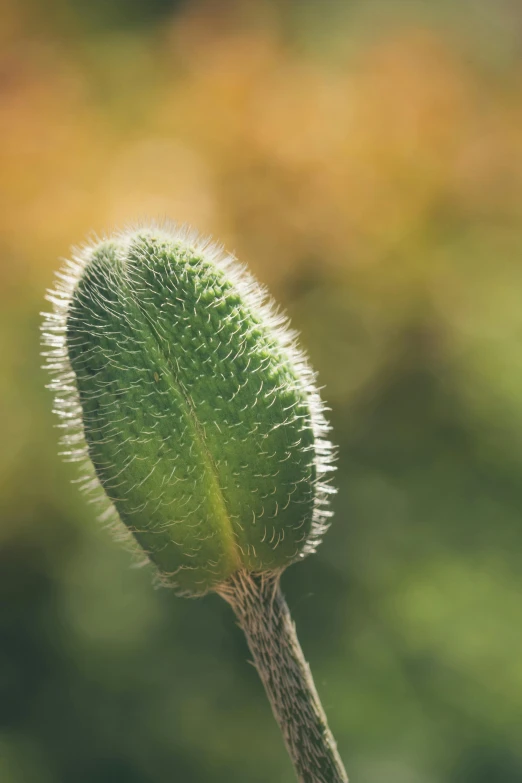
xmin=43 ymin=225 xmax=334 ymax=596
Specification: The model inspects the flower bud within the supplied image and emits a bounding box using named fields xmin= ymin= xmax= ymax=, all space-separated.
xmin=44 ymin=226 xmax=334 ymax=595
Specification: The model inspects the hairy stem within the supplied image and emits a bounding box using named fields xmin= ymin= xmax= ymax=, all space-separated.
xmin=218 ymin=570 xmax=348 ymax=783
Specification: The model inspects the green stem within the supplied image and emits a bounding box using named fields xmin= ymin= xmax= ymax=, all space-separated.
xmin=219 ymin=571 xmax=348 ymax=783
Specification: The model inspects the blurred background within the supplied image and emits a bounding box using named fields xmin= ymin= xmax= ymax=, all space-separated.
xmin=1 ymin=0 xmax=522 ymax=781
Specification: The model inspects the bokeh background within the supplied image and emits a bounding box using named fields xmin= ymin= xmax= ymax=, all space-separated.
xmin=2 ymin=0 xmax=522 ymax=781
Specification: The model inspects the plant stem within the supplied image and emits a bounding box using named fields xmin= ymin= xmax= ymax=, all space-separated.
xmin=218 ymin=570 xmax=348 ymax=783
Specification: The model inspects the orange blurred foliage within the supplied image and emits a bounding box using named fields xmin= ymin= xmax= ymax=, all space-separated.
xmin=1 ymin=0 xmax=521 ymax=297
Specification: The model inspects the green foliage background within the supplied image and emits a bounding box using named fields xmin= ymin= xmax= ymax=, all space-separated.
xmin=1 ymin=0 xmax=522 ymax=781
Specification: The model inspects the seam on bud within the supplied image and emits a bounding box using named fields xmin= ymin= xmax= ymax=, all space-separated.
xmin=130 ymin=289 xmax=242 ymax=575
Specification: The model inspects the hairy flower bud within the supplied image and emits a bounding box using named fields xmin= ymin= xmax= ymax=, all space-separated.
xmin=43 ymin=225 xmax=334 ymax=595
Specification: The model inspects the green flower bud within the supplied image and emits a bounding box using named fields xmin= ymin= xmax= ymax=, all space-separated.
xmin=43 ymin=225 xmax=334 ymax=596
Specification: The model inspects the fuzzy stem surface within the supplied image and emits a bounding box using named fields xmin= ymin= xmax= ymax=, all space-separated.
xmin=219 ymin=571 xmax=348 ymax=783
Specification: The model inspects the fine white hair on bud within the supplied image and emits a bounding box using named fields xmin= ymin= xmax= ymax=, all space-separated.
xmin=42 ymin=223 xmax=336 ymax=596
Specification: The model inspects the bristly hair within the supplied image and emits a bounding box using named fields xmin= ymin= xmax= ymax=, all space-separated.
xmin=41 ymin=221 xmax=336 ymax=590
